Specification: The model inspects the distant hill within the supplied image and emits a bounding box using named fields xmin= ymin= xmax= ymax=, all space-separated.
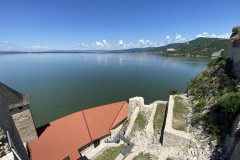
xmin=108 ymin=47 xmax=156 ymax=53
xmin=0 ymin=38 xmax=229 ymax=57
xmin=149 ymin=37 xmax=229 ymax=57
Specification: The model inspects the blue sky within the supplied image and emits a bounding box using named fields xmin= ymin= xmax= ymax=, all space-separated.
xmin=0 ymin=0 xmax=239 ymax=51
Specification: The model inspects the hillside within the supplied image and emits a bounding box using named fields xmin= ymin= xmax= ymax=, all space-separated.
xmin=108 ymin=47 xmax=156 ymax=53
xmin=183 ymin=55 xmax=240 ymax=158
xmin=108 ymin=37 xmax=229 ymax=57
xmin=150 ymin=37 xmax=228 ymax=57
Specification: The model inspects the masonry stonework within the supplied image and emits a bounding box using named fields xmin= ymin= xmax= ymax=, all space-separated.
xmin=0 ymin=82 xmax=38 ymax=159
xmin=11 ymin=105 xmax=38 ymax=143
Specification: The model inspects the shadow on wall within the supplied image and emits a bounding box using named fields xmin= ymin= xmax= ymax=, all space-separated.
xmin=78 ymin=155 xmax=89 ymax=160
xmin=159 ymin=102 xmax=168 ymax=144
xmin=36 ymin=123 xmax=50 ymax=137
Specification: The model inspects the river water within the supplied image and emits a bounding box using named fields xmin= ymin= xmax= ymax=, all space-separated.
xmin=0 ymin=53 xmax=210 ymax=127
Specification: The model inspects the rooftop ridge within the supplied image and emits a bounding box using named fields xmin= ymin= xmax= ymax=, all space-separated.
xmin=82 ymin=111 xmax=92 ymax=141
xmin=109 ymin=101 xmax=126 ymax=130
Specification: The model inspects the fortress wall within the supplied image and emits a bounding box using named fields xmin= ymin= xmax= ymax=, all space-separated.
xmin=162 ymin=95 xmax=196 ymax=147
xmin=11 ymin=105 xmax=38 ymax=143
xmin=225 ymin=25 xmax=240 ymax=81
xmin=0 ymin=93 xmax=29 ymax=159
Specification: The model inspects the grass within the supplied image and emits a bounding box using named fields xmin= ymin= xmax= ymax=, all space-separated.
xmin=172 ymin=96 xmax=187 ymax=131
xmin=134 ymin=112 xmax=147 ymax=130
xmin=166 ymin=158 xmax=174 ymax=160
xmin=153 ymin=103 xmax=167 ymax=134
xmin=133 ymin=152 xmax=157 ymax=160
xmin=94 ymin=144 xmax=126 ymax=160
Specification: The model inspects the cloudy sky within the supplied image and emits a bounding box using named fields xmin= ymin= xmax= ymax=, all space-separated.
xmin=0 ymin=0 xmax=239 ymax=51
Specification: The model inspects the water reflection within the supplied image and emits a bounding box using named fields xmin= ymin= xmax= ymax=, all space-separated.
xmin=0 ymin=53 xmax=210 ymax=127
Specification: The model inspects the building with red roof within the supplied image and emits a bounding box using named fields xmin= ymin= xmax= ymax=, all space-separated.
xmin=28 ymin=101 xmax=128 ymax=160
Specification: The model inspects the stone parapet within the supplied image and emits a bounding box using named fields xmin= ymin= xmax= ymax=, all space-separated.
xmin=162 ymin=95 xmax=196 ymax=147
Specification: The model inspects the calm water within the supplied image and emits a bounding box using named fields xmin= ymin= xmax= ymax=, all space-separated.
xmin=0 ymin=53 xmax=210 ymax=127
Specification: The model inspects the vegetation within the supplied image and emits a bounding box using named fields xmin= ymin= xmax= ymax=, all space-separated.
xmin=94 ymin=144 xmax=126 ymax=160
xmin=134 ymin=112 xmax=147 ymax=130
xmin=213 ymin=93 xmax=240 ymax=120
xmin=150 ymin=37 xmax=228 ymax=57
xmin=172 ymin=96 xmax=187 ymax=131
xmin=185 ymin=56 xmax=236 ymax=100
xmin=186 ymin=56 xmax=239 ymax=141
xmin=110 ymin=37 xmax=228 ymax=57
xmin=133 ymin=152 xmax=157 ymax=160
xmin=166 ymin=158 xmax=174 ymax=160
xmin=168 ymin=89 xmax=178 ymax=95
xmin=194 ymin=99 xmax=206 ymax=113
xmin=153 ymin=103 xmax=167 ymax=134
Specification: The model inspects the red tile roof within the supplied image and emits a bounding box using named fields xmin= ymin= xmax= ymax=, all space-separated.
xmin=28 ymin=101 xmax=128 ymax=160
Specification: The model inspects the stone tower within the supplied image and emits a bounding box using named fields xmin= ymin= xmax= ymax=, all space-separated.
xmin=0 ymin=82 xmax=38 ymax=159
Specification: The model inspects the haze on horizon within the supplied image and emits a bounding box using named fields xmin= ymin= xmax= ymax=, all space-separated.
xmin=0 ymin=0 xmax=239 ymax=51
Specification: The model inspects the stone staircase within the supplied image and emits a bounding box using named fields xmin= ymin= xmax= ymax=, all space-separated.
xmin=105 ymin=133 xmax=134 ymax=156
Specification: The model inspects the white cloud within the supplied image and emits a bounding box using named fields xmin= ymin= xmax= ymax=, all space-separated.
xmin=94 ymin=41 xmax=104 ymax=47
xmin=145 ymin=40 xmax=152 ymax=45
xmin=175 ymin=34 xmax=186 ymax=42
xmin=165 ymin=35 xmax=171 ymax=43
xmin=4 ymin=41 xmax=8 ymax=43
xmin=102 ymin=39 xmax=110 ymax=47
xmin=72 ymin=38 xmax=162 ymax=50
xmin=136 ymin=39 xmax=153 ymax=47
xmin=26 ymin=45 xmax=52 ymax=50
xmin=103 ymin=39 xmax=107 ymax=45
xmin=196 ymin=32 xmax=230 ymax=39
xmin=138 ymin=39 xmax=145 ymax=45
xmin=82 ymin=42 xmax=88 ymax=47
xmin=118 ymin=40 xmax=125 ymax=47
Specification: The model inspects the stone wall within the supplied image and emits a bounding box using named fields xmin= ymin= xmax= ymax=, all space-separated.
xmin=224 ymin=113 xmax=240 ymax=160
xmin=128 ymin=97 xmax=144 ymax=119
xmin=0 ymin=126 xmax=10 ymax=157
xmin=224 ymin=25 xmax=240 ymax=80
xmin=224 ymin=25 xmax=240 ymax=160
xmin=0 ymin=91 xmax=29 ymax=159
xmin=231 ymin=141 xmax=240 ymax=160
xmin=162 ymin=95 xmax=196 ymax=147
xmin=11 ymin=105 xmax=38 ymax=143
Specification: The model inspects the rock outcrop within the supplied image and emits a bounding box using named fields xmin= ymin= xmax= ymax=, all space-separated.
xmin=224 ymin=25 xmax=240 ymax=160
xmin=225 ymin=113 xmax=240 ymax=160
xmin=225 ymin=25 xmax=240 ymax=80
xmin=0 ymin=126 xmax=10 ymax=157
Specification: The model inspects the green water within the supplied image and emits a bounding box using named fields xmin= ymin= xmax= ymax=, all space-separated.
xmin=0 ymin=53 xmax=210 ymax=127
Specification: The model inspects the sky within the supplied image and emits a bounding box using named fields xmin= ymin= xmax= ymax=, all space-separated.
xmin=0 ymin=0 xmax=239 ymax=51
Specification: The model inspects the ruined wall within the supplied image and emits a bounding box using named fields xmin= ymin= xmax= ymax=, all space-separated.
xmin=162 ymin=95 xmax=196 ymax=147
xmin=224 ymin=113 xmax=240 ymax=160
xmin=0 ymin=126 xmax=10 ymax=157
xmin=11 ymin=105 xmax=38 ymax=143
xmin=0 ymin=92 xmax=29 ymax=159
xmin=231 ymin=141 xmax=240 ymax=160
xmin=225 ymin=25 xmax=240 ymax=80
xmin=224 ymin=25 xmax=240 ymax=160
xmin=128 ymin=97 xmax=144 ymax=119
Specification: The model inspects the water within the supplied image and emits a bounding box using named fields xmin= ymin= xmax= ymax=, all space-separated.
xmin=0 ymin=53 xmax=210 ymax=127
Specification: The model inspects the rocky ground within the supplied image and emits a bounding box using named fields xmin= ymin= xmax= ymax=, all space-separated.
xmin=122 ymin=96 xmax=216 ymax=160
xmin=0 ymin=126 xmax=10 ymax=158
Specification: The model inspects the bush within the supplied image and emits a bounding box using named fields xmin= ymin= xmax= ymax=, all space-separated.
xmin=168 ymin=89 xmax=178 ymax=95
xmin=192 ymin=113 xmax=202 ymax=124
xmin=208 ymin=56 xmax=225 ymax=67
xmin=195 ymin=99 xmax=206 ymax=113
xmin=200 ymin=113 xmax=221 ymax=136
xmin=213 ymin=92 xmax=240 ymax=120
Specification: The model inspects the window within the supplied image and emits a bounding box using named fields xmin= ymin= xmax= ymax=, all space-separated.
xmin=94 ymin=139 xmax=100 ymax=148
